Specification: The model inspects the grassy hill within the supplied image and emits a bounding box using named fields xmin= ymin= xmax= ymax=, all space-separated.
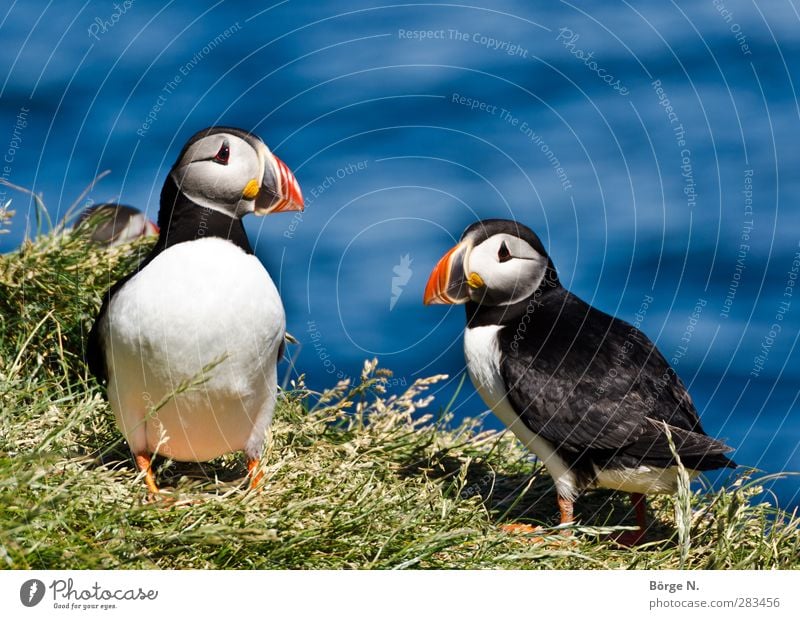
xmin=0 ymin=217 xmax=797 ymax=569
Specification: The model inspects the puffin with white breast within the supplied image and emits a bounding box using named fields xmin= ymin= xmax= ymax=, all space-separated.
xmin=424 ymin=219 xmax=735 ymax=544
xmin=87 ymin=126 xmax=303 ymax=494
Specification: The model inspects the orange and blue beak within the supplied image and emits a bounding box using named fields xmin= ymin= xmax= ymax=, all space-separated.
xmin=255 ymin=151 xmax=304 ymax=214
xmin=423 ymin=241 xmax=472 ymax=305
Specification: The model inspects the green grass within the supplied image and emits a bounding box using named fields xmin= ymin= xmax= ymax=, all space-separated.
xmin=0 ymin=211 xmax=798 ymax=569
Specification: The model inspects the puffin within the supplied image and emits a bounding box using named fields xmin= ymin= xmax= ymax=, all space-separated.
xmin=423 ymin=219 xmax=735 ymax=544
xmin=77 ymin=203 xmax=159 ymax=246
xmin=87 ymin=126 xmax=304 ymax=494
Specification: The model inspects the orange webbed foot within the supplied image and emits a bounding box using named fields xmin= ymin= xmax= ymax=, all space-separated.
xmin=500 ymin=523 xmax=547 ymax=543
xmin=500 ymin=523 xmax=576 ymax=545
xmin=247 ymin=459 xmax=264 ymax=490
xmin=134 ymin=453 xmax=159 ymax=497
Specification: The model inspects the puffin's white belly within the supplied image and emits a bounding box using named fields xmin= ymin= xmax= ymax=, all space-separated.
xmin=464 ymin=325 xmax=580 ymax=500
xmin=593 ymin=465 xmax=687 ymax=495
xmin=102 ymin=237 xmax=284 ymax=462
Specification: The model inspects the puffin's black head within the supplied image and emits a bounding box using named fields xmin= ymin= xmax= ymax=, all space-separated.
xmin=423 ymin=218 xmax=560 ymax=307
xmin=159 ymin=126 xmax=304 ymax=229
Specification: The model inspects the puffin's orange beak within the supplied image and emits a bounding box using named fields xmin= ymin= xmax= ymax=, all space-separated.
xmin=423 ymin=241 xmax=471 ymax=305
xmin=255 ymin=152 xmax=304 ymax=214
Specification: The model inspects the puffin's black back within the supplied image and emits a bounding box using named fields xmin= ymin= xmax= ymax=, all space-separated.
xmin=501 ymin=288 xmax=733 ymax=462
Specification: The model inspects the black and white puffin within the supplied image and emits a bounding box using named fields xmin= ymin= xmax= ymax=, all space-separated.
xmin=87 ymin=126 xmax=304 ymax=494
xmin=424 ymin=219 xmax=735 ymax=544
xmin=77 ymin=203 xmax=159 ymax=246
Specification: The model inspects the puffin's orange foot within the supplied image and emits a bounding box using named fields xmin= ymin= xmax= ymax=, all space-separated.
xmin=247 ymin=459 xmax=264 ymax=490
xmin=500 ymin=523 xmax=542 ymax=535
xmin=134 ymin=453 xmax=159 ymax=496
xmin=500 ymin=523 xmax=548 ymax=543
xmin=145 ymin=491 xmax=179 ymax=506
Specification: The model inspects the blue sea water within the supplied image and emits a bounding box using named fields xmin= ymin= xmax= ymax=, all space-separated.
xmin=1 ymin=1 xmax=798 ymax=507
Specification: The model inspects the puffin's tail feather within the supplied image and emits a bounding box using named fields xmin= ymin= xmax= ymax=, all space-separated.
xmin=622 ymin=420 xmax=737 ymax=471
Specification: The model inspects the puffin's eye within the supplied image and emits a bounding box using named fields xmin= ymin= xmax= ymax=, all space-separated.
xmin=498 ymin=241 xmax=512 ymax=263
xmin=213 ymin=142 xmax=230 ymax=165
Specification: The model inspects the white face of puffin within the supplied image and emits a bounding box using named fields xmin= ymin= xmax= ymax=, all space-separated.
xmin=424 ymin=229 xmax=549 ymax=307
xmin=465 ymin=233 xmax=548 ymax=306
xmin=170 ymin=132 xmax=303 ymax=218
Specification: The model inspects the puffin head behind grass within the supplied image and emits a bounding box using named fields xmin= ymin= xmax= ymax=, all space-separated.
xmin=77 ymin=203 xmax=159 ymax=246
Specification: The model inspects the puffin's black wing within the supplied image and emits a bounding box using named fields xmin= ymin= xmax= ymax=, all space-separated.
xmin=498 ymin=289 xmax=735 ymax=470
xmin=86 ymin=310 xmax=106 ymax=383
